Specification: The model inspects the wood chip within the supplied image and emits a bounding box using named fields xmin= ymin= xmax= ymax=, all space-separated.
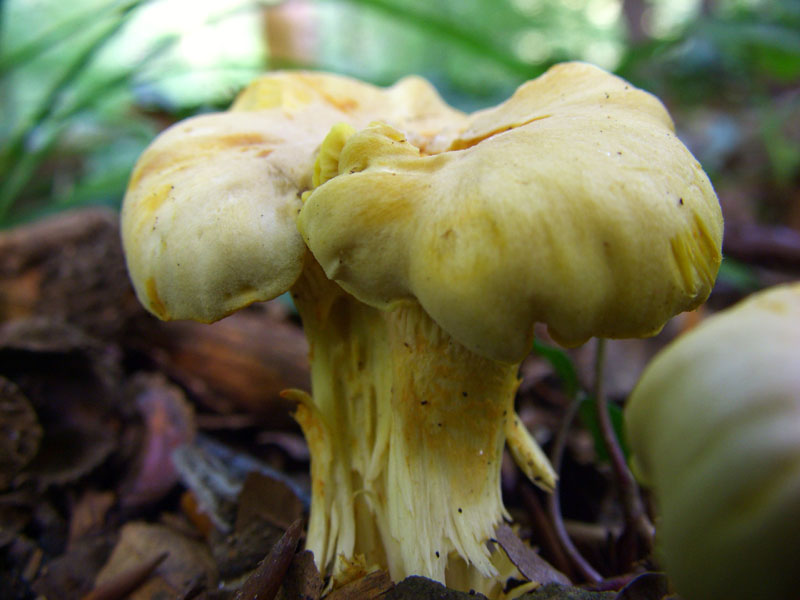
xmin=235 ymin=518 xmax=304 ymax=600
xmin=325 ymin=569 xmax=393 ymax=600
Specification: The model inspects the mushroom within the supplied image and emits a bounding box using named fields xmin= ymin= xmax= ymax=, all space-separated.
xmin=624 ymin=283 xmax=800 ymax=600
xmin=297 ymin=62 xmax=721 ymax=590
xmin=121 ymin=64 xmax=723 ymax=597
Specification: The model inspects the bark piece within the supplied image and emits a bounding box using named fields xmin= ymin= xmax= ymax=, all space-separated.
xmin=0 ymin=319 xmax=122 ymax=488
xmin=133 ymin=308 xmax=309 ymax=428
xmin=0 ymin=376 xmax=42 ymax=489
xmin=0 ymin=208 xmax=139 ymax=340
xmin=326 ymin=570 xmax=393 ymax=600
xmin=276 ymin=550 xmax=322 ymax=600
xmin=235 ymin=518 xmax=304 ymax=600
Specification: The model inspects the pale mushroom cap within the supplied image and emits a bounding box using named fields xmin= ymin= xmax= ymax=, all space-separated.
xmin=298 ymin=62 xmax=723 ymax=363
xmin=121 ymin=71 xmax=463 ymax=322
xmin=624 ymin=283 xmax=800 ymax=600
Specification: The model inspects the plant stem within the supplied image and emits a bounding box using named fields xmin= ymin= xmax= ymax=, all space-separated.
xmin=592 ymin=338 xmax=654 ymax=550
xmin=548 ymin=396 xmax=603 ymax=583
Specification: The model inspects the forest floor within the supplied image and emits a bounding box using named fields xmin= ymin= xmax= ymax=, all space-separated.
xmin=1 ymin=207 xmax=798 ymax=600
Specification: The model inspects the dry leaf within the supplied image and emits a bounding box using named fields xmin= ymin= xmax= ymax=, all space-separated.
xmin=236 ymin=472 xmax=304 ymax=532
xmin=68 ymin=489 xmax=116 ymax=547
xmin=121 ymin=373 xmax=196 ymax=508
xmin=494 ymin=523 xmax=571 ymax=586
xmin=95 ymin=521 xmax=218 ymax=600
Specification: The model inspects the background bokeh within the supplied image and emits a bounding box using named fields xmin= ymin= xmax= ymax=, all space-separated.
xmin=1 ymin=0 xmax=798 ymax=241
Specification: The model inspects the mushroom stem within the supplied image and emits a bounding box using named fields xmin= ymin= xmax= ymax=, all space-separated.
xmin=286 ymin=258 xmax=549 ymax=595
xmin=287 ymin=256 xmax=394 ymax=580
xmin=384 ymin=302 xmax=519 ymax=583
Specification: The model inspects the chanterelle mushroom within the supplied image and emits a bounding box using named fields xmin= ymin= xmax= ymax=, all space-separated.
xmin=121 ymin=64 xmax=723 ymax=597
xmin=624 ymin=283 xmax=800 ymax=600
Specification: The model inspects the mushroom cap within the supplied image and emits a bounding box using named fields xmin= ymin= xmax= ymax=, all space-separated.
xmin=297 ymin=62 xmax=723 ymax=363
xmin=121 ymin=71 xmax=463 ymax=322
xmin=624 ymin=283 xmax=800 ymax=600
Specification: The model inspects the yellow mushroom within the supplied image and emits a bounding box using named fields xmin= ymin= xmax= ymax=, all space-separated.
xmin=297 ymin=62 xmax=722 ymax=593
xmin=121 ymin=64 xmax=723 ymax=598
xmin=625 ymin=283 xmax=800 ymax=600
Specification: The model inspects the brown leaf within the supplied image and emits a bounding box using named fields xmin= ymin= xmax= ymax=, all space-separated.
xmin=68 ymin=490 xmax=116 ymax=547
xmin=95 ymin=521 xmax=219 ymax=600
xmin=235 ymin=518 xmax=304 ymax=600
xmin=83 ymin=551 xmax=169 ymax=600
xmin=325 ymin=569 xmax=393 ymax=600
xmin=171 ymin=435 xmax=309 ymax=535
xmin=494 ymin=523 xmax=572 ymax=586
xmin=32 ymin=533 xmax=116 ymax=600
xmin=236 ymin=472 xmax=304 ymax=532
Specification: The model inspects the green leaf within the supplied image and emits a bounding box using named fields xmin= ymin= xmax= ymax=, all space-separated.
xmin=716 ymin=257 xmax=761 ymax=293
xmin=531 ymin=339 xmax=579 ymax=399
xmin=578 ymin=395 xmax=629 ymax=463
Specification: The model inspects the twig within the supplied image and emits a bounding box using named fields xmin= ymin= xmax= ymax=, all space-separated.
xmin=592 ymin=338 xmax=654 ymax=551
xmin=547 ymin=396 xmax=603 ymax=583
xmin=519 ymin=483 xmax=575 ymax=579
xmin=723 ymin=222 xmax=800 ymax=272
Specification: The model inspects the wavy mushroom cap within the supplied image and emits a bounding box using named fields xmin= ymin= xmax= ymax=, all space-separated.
xmin=233 ymin=71 xmax=466 ymax=150
xmin=121 ymin=71 xmax=463 ymax=322
xmin=298 ymin=62 xmax=723 ymax=363
xmin=624 ymin=283 xmax=800 ymax=600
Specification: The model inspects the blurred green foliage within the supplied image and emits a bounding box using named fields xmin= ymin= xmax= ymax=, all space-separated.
xmin=0 ymin=0 xmax=798 ymax=228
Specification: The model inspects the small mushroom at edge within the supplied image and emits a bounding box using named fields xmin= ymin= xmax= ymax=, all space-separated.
xmin=624 ymin=283 xmax=800 ymax=600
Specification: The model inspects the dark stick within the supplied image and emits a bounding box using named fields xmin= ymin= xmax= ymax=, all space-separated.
xmin=592 ymin=338 xmax=654 ymax=551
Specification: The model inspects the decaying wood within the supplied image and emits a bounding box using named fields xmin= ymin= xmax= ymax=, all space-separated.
xmin=130 ymin=309 xmax=308 ymax=426
xmin=0 ymin=209 xmax=138 ymax=340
